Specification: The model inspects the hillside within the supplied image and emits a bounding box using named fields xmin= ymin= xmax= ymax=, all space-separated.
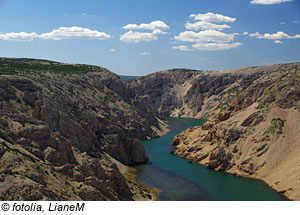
xmin=1 ymin=57 xmax=300 ymax=200
xmin=129 ymin=62 xmax=300 ymax=200
xmin=0 ymin=58 xmax=167 ymax=200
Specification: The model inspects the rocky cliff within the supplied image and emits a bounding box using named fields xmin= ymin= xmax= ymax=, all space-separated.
xmin=128 ymin=62 xmax=300 ymax=200
xmin=0 ymin=58 xmax=166 ymax=200
xmin=128 ymin=66 xmax=270 ymax=118
xmin=1 ymin=57 xmax=300 ymax=201
xmin=167 ymin=63 xmax=300 ymax=200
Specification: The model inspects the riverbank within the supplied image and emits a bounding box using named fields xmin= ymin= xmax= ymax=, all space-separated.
xmin=123 ymin=167 xmax=160 ymax=201
xmin=174 ymin=154 xmax=290 ymax=201
xmin=107 ymin=152 xmax=159 ymax=200
xmin=135 ymin=117 xmax=286 ymax=200
xmin=171 ymin=110 xmax=295 ymax=200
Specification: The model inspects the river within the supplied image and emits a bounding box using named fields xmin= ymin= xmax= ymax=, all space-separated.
xmin=135 ymin=117 xmax=287 ymax=201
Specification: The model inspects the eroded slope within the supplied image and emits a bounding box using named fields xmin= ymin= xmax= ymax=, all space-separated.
xmin=0 ymin=58 xmax=166 ymax=200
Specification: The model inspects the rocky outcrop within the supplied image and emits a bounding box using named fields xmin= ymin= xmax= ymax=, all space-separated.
xmin=170 ymin=62 xmax=300 ymax=200
xmin=0 ymin=58 xmax=166 ymax=200
xmin=1 ymin=57 xmax=300 ymax=200
xmin=128 ymin=66 xmax=278 ymax=118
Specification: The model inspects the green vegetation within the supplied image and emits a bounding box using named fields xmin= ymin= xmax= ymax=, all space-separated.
xmin=123 ymin=167 xmax=159 ymax=200
xmin=51 ymin=170 xmax=57 ymax=177
xmin=0 ymin=141 xmax=38 ymax=163
xmin=227 ymin=120 xmax=237 ymax=127
xmin=263 ymin=117 xmax=285 ymax=139
xmin=216 ymin=101 xmax=229 ymax=111
xmin=293 ymin=70 xmax=300 ymax=77
xmin=0 ymin=58 xmax=106 ymax=75
xmin=216 ymin=86 xmax=242 ymax=112
xmin=271 ymin=117 xmax=285 ymax=124
xmin=256 ymin=103 xmax=265 ymax=110
xmin=225 ymin=86 xmax=240 ymax=96
xmin=104 ymin=94 xmax=117 ymax=103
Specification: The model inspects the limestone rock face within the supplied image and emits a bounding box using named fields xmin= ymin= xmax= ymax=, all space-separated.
xmin=1 ymin=58 xmax=300 ymax=201
xmin=168 ymin=62 xmax=300 ymax=200
xmin=128 ymin=67 xmax=268 ymax=118
xmin=207 ymin=147 xmax=233 ymax=171
xmin=0 ymin=58 xmax=166 ymax=201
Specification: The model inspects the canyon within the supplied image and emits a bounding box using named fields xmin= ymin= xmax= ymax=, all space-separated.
xmin=0 ymin=57 xmax=299 ymax=200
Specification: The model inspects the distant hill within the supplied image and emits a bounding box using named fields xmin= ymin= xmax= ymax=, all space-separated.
xmin=119 ymin=75 xmax=140 ymax=80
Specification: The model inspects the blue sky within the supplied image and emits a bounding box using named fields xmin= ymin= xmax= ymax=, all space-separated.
xmin=0 ymin=0 xmax=299 ymax=75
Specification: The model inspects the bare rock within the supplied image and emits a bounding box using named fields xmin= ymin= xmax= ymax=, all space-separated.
xmin=217 ymin=111 xmax=231 ymax=121
xmin=241 ymin=112 xmax=264 ymax=127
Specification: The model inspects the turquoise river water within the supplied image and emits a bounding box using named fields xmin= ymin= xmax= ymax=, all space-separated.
xmin=135 ymin=117 xmax=287 ymax=201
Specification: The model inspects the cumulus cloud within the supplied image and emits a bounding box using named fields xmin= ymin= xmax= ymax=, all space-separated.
xmin=293 ymin=21 xmax=300 ymax=24
xmin=192 ymin=42 xmax=242 ymax=51
xmin=110 ymin=48 xmax=116 ymax=52
xmin=172 ymin=45 xmax=193 ymax=51
xmin=39 ymin=26 xmax=111 ymax=40
xmin=152 ymin=29 xmax=168 ymax=35
xmin=190 ymin=12 xmax=236 ymax=23
xmin=140 ymin=52 xmax=151 ymax=56
xmin=250 ymin=0 xmax=293 ymax=4
xmin=280 ymin=22 xmax=286 ymax=25
xmin=0 ymin=26 xmax=111 ymax=41
xmin=185 ymin=21 xmax=231 ymax=31
xmin=173 ymin=12 xmax=241 ymax=51
xmin=123 ymin=21 xmax=169 ymax=30
xmin=249 ymin=31 xmax=300 ymax=39
xmin=274 ymin=40 xmax=283 ymax=44
xmin=0 ymin=32 xmax=38 ymax=41
xmin=120 ymin=30 xmax=157 ymax=43
xmin=243 ymin=32 xmax=249 ymax=35
xmin=174 ymin=30 xmax=238 ymax=43
xmin=120 ymin=20 xmax=169 ymax=43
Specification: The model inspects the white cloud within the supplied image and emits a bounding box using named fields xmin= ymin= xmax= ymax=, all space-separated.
xmin=250 ymin=0 xmax=293 ymax=4
xmin=0 ymin=32 xmax=38 ymax=41
xmin=123 ymin=21 xmax=169 ymax=30
xmin=152 ymin=29 xmax=168 ymax=35
xmin=121 ymin=20 xmax=169 ymax=43
xmin=39 ymin=26 xmax=110 ymax=40
xmin=0 ymin=26 xmax=111 ymax=41
xmin=174 ymin=30 xmax=238 ymax=43
xmin=293 ymin=20 xmax=300 ymax=24
xmin=172 ymin=12 xmax=241 ymax=51
xmin=172 ymin=45 xmax=193 ymax=51
xmin=110 ymin=48 xmax=116 ymax=52
xmin=79 ymin=13 xmax=96 ymax=17
xmin=274 ymin=40 xmax=283 ymax=43
xmin=280 ymin=22 xmax=286 ymax=25
xmin=190 ymin=12 xmax=236 ymax=23
xmin=185 ymin=21 xmax=230 ymax=31
xmin=140 ymin=52 xmax=151 ymax=56
xmin=173 ymin=12 xmax=241 ymax=52
xmin=120 ymin=30 xmax=157 ymax=43
xmin=192 ymin=42 xmax=242 ymax=51
xmin=249 ymin=32 xmax=261 ymax=38
xmin=243 ymin=32 xmax=249 ymax=35
xmin=249 ymin=31 xmax=300 ymax=40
